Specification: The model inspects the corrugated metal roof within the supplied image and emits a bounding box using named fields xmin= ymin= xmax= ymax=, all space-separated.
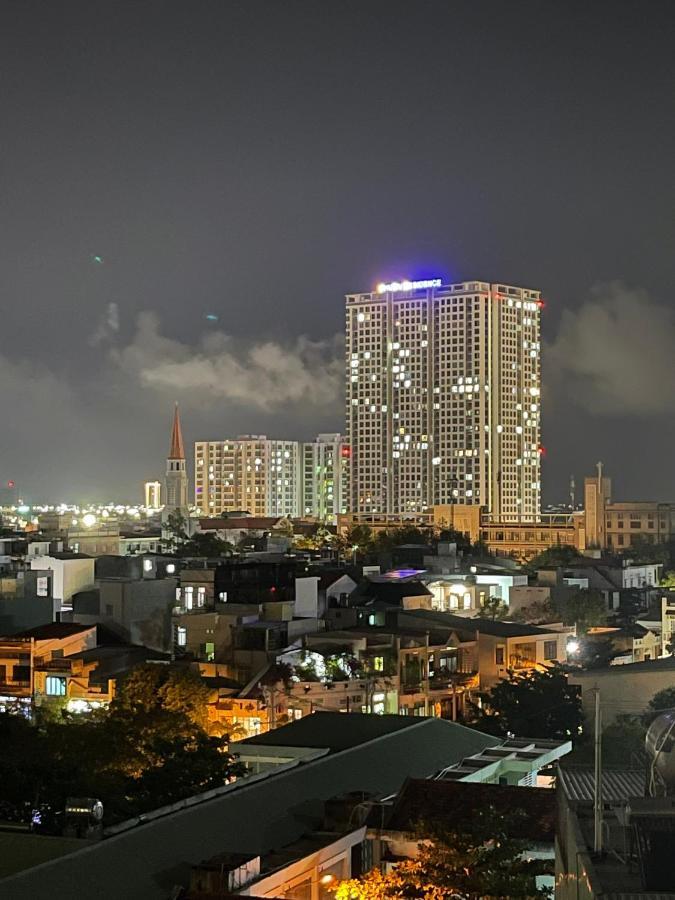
xmin=558 ymin=766 xmax=645 ymax=802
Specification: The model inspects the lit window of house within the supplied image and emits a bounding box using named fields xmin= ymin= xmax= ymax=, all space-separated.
xmin=177 ymin=627 xmax=187 ymax=647
xmin=46 ymin=676 xmax=66 ymax=696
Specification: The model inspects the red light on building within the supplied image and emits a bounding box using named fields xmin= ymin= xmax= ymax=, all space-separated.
xmin=6 ymin=481 xmax=14 ymax=488
xmin=341 ymin=446 xmax=351 ymax=458
xmin=537 ymin=299 xmax=546 ymax=309
xmin=538 ymin=446 xmax=546 ymax=457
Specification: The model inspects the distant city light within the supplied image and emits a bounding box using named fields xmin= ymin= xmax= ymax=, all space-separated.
xmin=376 ymin=278 xmax=442 ymax=293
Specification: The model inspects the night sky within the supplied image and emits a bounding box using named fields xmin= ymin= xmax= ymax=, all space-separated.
xmin=1 ymin=1 xmax=675 ymax=503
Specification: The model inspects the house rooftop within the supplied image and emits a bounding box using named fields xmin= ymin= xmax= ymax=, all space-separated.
xmin=400 ymin=609 xmax=559 ymax=637
xmin=239 ymin=711 xmax=495 ymax=756
xmin=10 ymin=622 xmax=96 ymax=640
xmin=571 ymin=656 xmax=675 ymax=675
xmin=558 ymin=766 xmax=645 ymax=802
xmin=45 ymin=552 xmax=93 ymax=560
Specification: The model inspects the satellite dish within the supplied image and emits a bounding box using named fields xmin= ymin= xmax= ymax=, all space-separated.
xmin=646 ymin=711 xmax=675 ymax=796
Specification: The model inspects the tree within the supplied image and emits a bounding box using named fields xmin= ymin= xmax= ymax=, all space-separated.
xmin=647 ymin=686 xmax=675 ymax=719
xmin=181 ymin=531 xmax=233 ymax=558
xmin=111 ymin=664 xmax=212 ymax=732
xmin=471 ymin=666 xmax=582 ymax=739
xmin=661 ymin=571 xmax=675 ymax=588
xmin=478 ymin=596 xmax=508 ymax=620
xmin=527 ymin=545 xmax=581 ymax=571
xmin=162 ymin=511 xmax=189 ymax=554
xmin=334 ymin=807 xmax=551 ymax=899
xmin=621 ymin=536 xmax=670 ymax=566
xmin=374 ymin=526 xmax=435 ymax=554
xmin=344 ymin=525 xmax=375 ymax=559
xmin=576 ymin=636 xmax=616 ymax=669
xmin=259 ymin=662 xmax=294 ymax=691
xmin=552 ymin=588 xmax=607 ymax=634
xmin=0 ymin=665 xmax=244 ymax=828
xmin=509 ymin=598 xmax=556 ymax=625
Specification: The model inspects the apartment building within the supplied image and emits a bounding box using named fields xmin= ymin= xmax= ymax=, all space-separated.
xmin=195 ymin=434 xmax=349 ymax=523
xmin=345 ymin=278 xmax=542 ymax=519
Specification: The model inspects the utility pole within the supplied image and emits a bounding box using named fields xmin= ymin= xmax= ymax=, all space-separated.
xmin=594 ymin=689 xmax=603 ymax=853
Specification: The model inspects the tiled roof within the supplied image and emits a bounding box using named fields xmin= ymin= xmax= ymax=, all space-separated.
xmin=558 ymin=766 xmax=645 ymax=802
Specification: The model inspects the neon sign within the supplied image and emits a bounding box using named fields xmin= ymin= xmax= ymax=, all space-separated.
xmin=377 ymin=278 xmax=442 ymax=293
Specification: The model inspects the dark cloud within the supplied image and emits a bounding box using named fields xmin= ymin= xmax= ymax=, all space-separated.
xmin=113 ymin=314 xmax=343 ymax=411
xmin=0 ymin=317 xmax=344 ymax=502
xmin=547 ymin=284 xmax=675 ymax=415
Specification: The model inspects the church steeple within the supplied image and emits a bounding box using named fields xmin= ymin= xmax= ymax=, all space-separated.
xmin=163 ymin=403 xmax=189 ymax=520
xmin=169 ymin=402 xmax=185 ymax=460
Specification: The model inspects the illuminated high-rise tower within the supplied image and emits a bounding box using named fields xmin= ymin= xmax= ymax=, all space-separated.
xmin=345 ymin=278 xmax=542 ymax=520
xmin=163 ymin=403 xmax=189 ymax=520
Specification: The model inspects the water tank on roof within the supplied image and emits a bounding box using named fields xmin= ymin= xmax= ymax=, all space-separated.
xmin=646 ymin=712 xmax=675 ymax=795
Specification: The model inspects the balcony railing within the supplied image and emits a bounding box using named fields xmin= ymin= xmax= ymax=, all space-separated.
xmin=0 ymin=681 xmax=31 ymax=694
xmin=401 ymin=672 xmax=478 ymax=695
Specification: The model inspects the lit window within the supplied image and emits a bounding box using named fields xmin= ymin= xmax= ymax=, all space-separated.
xmin=46 ymin=676 xmax=66 ymax=696
xmin=177 ymin=627 xmax=187 ymax=647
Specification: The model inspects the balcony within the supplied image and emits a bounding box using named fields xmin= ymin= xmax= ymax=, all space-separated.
xmin=508 ymin=655 xmax=537 ymax=670
xmin=37 ymin=659 xmax=73 ymax=672
xmin=0 ymin=681 xmax=31 ymax=695
xmin=400 ymin=672 xmax=478 ymax=696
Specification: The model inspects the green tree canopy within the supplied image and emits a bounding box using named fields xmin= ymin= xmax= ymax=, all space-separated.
xmin=552 ymin=588 xmax=607 ymax=634
xmin=661 ymin=570 xmax=675 ymax=588
xmin=162 ymin=511 xmax=189 ymax=554
xmin=528 ymin=545 xmax=582 ymax=571
xmin=471 ymin=665 xmax=582 ymax=739
xmin=0 ymin=664 xmax=243 ymax=827
xmin=334 ymin=807 xmax=551 ymax=899
xmin=180 ymin=531 xmax=233 ymax=558
xmin=576 ymin=636 xmax=616 ymax=669
xmin=648 ymin=686 xmax=675 ymax=717
xmin=111 ymin=664 xmax=212 ymax=732
xmin=478 ymin=596 xmax=509 ymax=620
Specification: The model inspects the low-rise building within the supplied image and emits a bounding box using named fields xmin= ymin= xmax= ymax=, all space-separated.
xmin=569 ymin=656 xmax=675 ymax=731
xmin=29 ymin=552 xmax=95 ymax=610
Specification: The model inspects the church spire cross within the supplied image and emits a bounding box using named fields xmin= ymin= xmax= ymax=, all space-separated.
xmin=169 ymin=403 xmax=186 ymax=460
